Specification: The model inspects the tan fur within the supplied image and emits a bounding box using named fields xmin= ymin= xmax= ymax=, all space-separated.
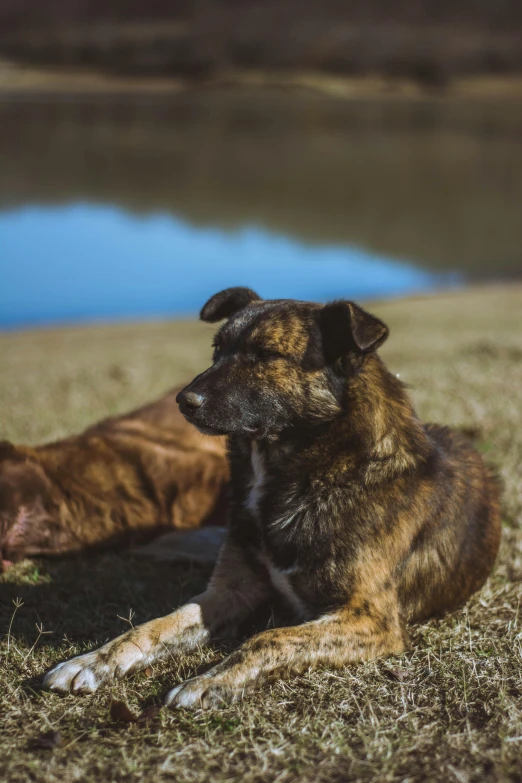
xmin=0 ymin=387 xmax=228 ymax=568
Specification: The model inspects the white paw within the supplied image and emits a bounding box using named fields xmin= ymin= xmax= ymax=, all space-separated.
xmin=43 ymin=636 xmax=147 ymax=694
xmin=164 ymin=673 xmax=240 ymax=710
xmin=43 ymin=651 xmax=110 ymax=694
xmin=164 ymin=678 xmax=205 ymax=709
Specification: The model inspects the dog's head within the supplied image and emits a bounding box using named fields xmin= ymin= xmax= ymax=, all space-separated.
xmin=176 ymin=287 xmax=389 ymax=440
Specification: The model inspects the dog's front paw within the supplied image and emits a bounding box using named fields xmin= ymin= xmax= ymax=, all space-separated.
xmin=43 ymin=650 xmax=112 ymax=694
xmin=43 ymin=635 xmax=149 ymax=694
xmin=164 ymin=673 xmax=243 ymax=710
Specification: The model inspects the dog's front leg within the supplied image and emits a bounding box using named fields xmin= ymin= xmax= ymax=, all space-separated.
xmin=165 ymin=598 xmax=406 ymax=709
xmin=43 ymin=540 xmax=270 ymax=694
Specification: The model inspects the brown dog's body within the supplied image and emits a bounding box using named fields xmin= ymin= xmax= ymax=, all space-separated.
xmin=0 ymin=389 xmax=228 ymax=569
xmin=43 ymin=289 xmax=501 ymax=708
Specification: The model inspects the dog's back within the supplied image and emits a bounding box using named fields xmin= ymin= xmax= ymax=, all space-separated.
xmin=398 ymin=424 xmax=501 ymax=622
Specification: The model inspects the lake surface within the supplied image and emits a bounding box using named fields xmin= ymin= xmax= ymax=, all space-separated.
xmin=1 ymin=93 xmax=521 ymax=329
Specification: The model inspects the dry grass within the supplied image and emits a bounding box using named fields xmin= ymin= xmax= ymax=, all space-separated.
xmin=1 ymin=284 xmax=521 ymax=782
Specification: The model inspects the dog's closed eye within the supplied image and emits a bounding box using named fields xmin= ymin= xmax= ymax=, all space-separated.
xmin=251 ymin=346 xmax=286 ymax=361
xmin=212 ymin=339 xmax=223 ymax=360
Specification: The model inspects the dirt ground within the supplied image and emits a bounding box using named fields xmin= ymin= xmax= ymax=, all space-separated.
xmin=1 ymin=284 xmax=521 ymax=782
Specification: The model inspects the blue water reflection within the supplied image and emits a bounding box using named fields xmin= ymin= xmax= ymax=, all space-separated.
xmin=0 ymin=204 xmax=456 ymax=330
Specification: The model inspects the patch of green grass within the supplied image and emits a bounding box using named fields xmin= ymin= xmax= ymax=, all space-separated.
xmin=1 ymin=284 xmax=522 ymax=782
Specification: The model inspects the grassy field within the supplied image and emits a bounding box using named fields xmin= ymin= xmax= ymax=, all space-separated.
xmin=1 ymin=284 xmax=522 ymax=783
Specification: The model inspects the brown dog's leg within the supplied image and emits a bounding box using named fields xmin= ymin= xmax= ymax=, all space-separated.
xmin=165 ymin=598 xmax=406 ymax=709
xmin=43 ymin=541 xmax=270 ymax=694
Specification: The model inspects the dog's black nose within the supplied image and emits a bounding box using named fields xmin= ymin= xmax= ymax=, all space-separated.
xmin=176 ymin=390 xmax=205 ymax=411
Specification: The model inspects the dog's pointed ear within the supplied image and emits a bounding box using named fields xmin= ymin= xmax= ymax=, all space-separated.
xmin=319 ymin=301 xmax=389 ymax=363
xmin=200 ymin=287 xmax=262 ymax=323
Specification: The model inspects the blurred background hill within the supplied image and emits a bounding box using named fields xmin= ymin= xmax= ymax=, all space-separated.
xmin=1 ymin=0 xmax=522 ymax=86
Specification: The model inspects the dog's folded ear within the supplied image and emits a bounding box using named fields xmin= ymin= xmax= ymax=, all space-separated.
xmin=200 ymin=287 xmax=262 ymax=323
xmin=319 ymin=301 xmax=389 ymax=363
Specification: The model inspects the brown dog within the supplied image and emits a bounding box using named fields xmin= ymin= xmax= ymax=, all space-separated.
xmin=0 ymin=388 xmax=228 ymax=570
xmin=43 ymin=288 xmax=501 ymax=708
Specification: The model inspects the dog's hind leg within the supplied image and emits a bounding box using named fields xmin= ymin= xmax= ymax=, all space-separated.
xmin=165 ymin=594 xmax=406 ymax=709
xmin=43 ymin=539 xmax=270 ymax=694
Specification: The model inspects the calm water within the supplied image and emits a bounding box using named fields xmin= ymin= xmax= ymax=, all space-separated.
xmin=1 ymin=93 xmax=521 ymax=329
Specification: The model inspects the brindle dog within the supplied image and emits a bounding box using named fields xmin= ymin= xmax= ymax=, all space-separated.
xmin=43 ymin=287 xmax=501 ymax=708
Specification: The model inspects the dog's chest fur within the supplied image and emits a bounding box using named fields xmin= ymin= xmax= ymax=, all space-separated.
xmin=245 ymin=442 xmax=266 ymax=519
xmin=245 ymin=442 xmax=309 ymax=619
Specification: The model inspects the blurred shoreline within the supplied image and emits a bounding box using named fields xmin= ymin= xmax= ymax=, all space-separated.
xmin=2 ymin=61 xmax=522 ymax=102
xmin=1 ymin=282 xmax=520 ymax=337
